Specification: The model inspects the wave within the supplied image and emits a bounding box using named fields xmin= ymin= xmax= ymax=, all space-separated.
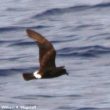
xmin=77 ymin=107 xmax=100 ymax=110
xmin=13 ymin=94 xmax=81 ymax=100
xmin=0 ymin=39 xmax=24 ymax=45
xmin=0 ymin=26 xmax=23 ymax=32
xmin=0 ymin=25 xmax=50 ymax=33
xmin=58 ymin=107 xmax=99 ymax=110
xmin=0 ymin=68 xmax=35 ymax=76
xmin=94 ymin=2 xmax=110 ymax=8
xmin=33 ymin=2 xmax=110 ymax=19
xmin=58 ymin=45 xmax=110 ymax=58
xmin=0 ymin=69 xmax=17 ymax=76
xmin=32 ymin=5 xmax=90 ymax=18
xmin=10 ymin=41 xmax=35 ymax=46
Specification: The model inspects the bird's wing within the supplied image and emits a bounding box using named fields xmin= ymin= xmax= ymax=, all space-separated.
xmin=26 ymin=29 xmax=56 ymax=71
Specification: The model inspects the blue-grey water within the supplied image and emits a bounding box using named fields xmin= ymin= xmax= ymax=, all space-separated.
xmin=1 ymin=0 xmax=110 ymax=110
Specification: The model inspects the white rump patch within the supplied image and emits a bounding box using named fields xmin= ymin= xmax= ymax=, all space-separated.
xmin=33 ymin=70 xmax=42 ymax=79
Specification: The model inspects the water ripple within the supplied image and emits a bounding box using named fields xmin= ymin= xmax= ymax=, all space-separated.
xmin=13 ymin=94 xmax=81 ymax=100
xmin=32 ymin=2 xmax=110 ymax=19
xmin=77 ymin=108 xmax=100 ymax=110
xmin=58 ymin=45 xmax=110 ymax=58
xmin=0 ymin=25 xmax=50 ymax=33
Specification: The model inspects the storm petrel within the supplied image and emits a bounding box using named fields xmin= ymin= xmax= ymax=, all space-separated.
xmin=23 ymin=29 xmax=68 ymax=81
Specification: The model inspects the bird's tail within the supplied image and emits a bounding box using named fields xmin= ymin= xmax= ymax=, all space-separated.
xmin=22 ymin=73 xmax=36 ymax=81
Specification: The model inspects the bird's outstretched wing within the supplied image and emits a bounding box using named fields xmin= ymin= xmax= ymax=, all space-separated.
xmin=26 ymin=29 xmax=56 ymax=72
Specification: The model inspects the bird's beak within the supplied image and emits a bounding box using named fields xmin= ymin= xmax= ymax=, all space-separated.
xmin=65 ymin=72 xmax=69 ymax=75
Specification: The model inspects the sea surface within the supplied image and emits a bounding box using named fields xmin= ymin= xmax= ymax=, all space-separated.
xmin=1 ymin=0 xmax=110 ymax=110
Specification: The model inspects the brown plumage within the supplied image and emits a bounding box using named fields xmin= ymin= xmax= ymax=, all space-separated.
xmin=23 ymin=29 xmax=68 ymax=81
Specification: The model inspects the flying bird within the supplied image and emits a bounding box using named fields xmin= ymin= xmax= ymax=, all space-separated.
xmin=23 ymin=29 xmax=68 ymax=81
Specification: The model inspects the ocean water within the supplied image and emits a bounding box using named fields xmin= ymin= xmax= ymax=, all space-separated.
xmin=1 ymin=0 xmax=110 ymax=110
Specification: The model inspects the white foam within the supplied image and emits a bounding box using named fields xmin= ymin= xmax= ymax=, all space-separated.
xmin=33 ymin=70 xmax=42 ymax=79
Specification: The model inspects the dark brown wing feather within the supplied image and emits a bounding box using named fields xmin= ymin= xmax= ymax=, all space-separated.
xmin=26 ymin=29 xmax=56 ymax=72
